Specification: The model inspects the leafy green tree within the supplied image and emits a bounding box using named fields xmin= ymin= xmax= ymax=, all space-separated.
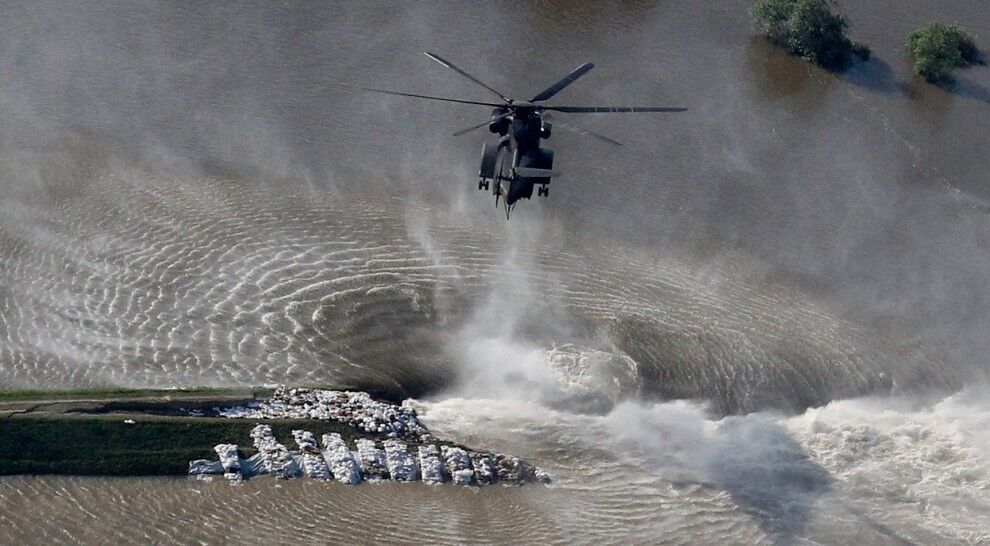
xmin=907 ymin=23 xmax=980 ymax=83
xmin=752 ymin=0 xmax=793 ymax=45
xmin=752 ymin=0 xmax=869 ymax=69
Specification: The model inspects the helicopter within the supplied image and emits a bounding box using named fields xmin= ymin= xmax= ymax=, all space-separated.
xmin=368 ymin=52 xmax=686 ymax=218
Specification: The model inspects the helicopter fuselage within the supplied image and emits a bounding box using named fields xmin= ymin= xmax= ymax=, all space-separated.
xmin=478 ymin=106 xmax=554 ymax=215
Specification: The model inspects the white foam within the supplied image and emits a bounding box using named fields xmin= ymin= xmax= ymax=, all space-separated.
xmin=784 ymin=390 xmax=990 ymax=543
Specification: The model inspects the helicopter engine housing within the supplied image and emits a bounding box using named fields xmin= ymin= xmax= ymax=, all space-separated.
xmin=540 ymin=121 xmax=552 ymax=139
xmin=488 ymin=107 xmax=510 ymax=135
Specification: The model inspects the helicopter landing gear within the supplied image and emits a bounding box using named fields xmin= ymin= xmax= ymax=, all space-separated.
xmin=538 ymin=184 xmax=549 ymax=197
xmin=478 ymin=178 xmax=489 ymax=191
xmin=493 ymin=146 xmax=513 ymax=215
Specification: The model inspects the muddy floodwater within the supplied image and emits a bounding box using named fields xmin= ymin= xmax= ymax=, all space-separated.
xmin=1 ymin=1 xmax=989 ymax=544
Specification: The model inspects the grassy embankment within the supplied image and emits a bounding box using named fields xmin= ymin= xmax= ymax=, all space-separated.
xmin=0 ymin=387 xmax=375 ymax=477
xmin=0 ymin=386 xmax=226 ymax=402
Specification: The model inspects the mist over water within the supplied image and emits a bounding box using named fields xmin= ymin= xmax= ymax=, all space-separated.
xmin=1 ymin=1 xmax=990 ymax=543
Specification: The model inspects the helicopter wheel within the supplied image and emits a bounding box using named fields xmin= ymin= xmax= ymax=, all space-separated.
xmin=538 ymin=185 xmax=549 ymax=197
xmin=478 ymin=178 xmax=489 ymax=191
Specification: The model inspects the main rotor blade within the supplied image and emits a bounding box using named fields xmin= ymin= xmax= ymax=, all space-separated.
xmin=365 ymin=88 xmax=503 ymax=107
xmin=424 ymin=51 xmax=509 ymax=102
xmin=531 ymin=62 xmax=594 ymax=102
xmin=543 ymin=106 xmax=687 ymax=113
xmin=452 ymin=112 xmax=511 ymax=137
xmin=547 ymin=115 xmax=623 ymax=147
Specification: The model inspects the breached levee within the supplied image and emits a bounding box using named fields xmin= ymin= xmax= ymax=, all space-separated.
xmin=189 ymin=386 xmax=549 ymax=486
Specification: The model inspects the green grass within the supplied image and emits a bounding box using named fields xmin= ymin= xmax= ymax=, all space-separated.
xmin=0 ymin=414 xmax=365 ymax=476
xmin=0 ymin=386 xmax=239 ymax=402
xmin=0 ymin=386 xmax=456 ymax=477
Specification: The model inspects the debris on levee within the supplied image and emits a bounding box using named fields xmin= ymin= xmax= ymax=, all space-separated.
xmin=189 ymin=386 xmax=550 ymax=486
xmin=250 ymin=424 xmax=300 ymax=479
xmin=220 ymin=386 xmax=431 ymax=441
xmin=384 ymin=439 xmax=420 ymax=481
xmin=418 ymin=444 xmax=447 ymax=484
xmin=441 ymin=446 xmax=475 ymax=486
xmin=322 ymin=433 xmax=362 ymax=485
xmin=214 ymin=444 xmax=242 ymax=482
xmin=355 ymin=438 xmax=389 ymax=480
xmin=292 ymin=430 xmax=332 ymax=481
xmin=188 ymin=458 xmax=223 ymax=475
xmin=494 ymin=454 xmax=551 ymax=484
xmin=470 ymin=452 xmax=497 ymax=485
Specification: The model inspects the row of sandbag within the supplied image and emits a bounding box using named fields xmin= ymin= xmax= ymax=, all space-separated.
xmin=189 ymin=424 xmax=548 ymax=485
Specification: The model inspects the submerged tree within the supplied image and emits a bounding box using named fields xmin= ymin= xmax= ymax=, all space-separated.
xmin=907 ymin=23 xmax=981 ymax=84
xmin=751 ymin=0 xmax=869 ymax=70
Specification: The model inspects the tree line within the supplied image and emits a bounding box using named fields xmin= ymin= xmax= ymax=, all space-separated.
xmin=752 ymin=0 xmax=982 ymax=85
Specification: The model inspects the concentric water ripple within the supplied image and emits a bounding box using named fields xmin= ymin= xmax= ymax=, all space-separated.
xmin=0 ymin=141 xmax=956 ymax=413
